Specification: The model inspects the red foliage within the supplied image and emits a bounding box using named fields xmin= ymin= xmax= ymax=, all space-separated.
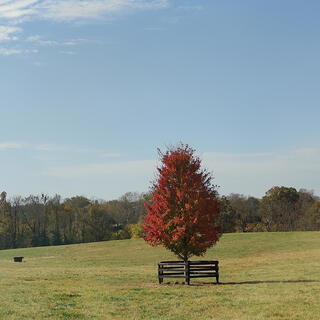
xmin=143 ymin=144 xmax=221 ymax=261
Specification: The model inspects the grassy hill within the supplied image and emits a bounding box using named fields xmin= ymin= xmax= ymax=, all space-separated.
xmin=0 ymin=232 xmax=319 ymax=319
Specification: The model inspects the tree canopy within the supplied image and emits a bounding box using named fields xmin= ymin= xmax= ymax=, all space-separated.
xmin=143 ymin=144 xmax=221 ymax=261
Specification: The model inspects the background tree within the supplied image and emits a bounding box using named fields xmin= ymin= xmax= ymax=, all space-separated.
xmin=63 ymin=196 xmax=91 ymax=243
xmin=85 ymin=204 xmax=115 ymax=242
xmin=219 ymin=196 xmax=238 ymax=233
xmin=260 ymin=186 xmax=299 ymax=231
xmin=295 ymin=189 xmax=317 ymax=230
xmin=143 ymin=144 xmax=221 ymax=262
xmin=48 ymin=195 xmax=63 ymax=246
xmin=304 ymin=201 xmax=320 ymax=230
xmin=227 ymin=194 xmax=248 ymax=232
xmin=0 ymin=191 xmax=12 ymax=248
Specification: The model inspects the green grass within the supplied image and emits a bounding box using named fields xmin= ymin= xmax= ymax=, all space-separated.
xmin=0 ymin=232 xmax=319 ymax=319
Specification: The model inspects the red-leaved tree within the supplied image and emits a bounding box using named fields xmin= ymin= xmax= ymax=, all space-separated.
xmin=143 ymin=144 xmax=221 ymax=262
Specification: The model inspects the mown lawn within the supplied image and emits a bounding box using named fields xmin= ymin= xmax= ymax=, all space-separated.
xmin=0 ymin=232 xmax=319 ymax=319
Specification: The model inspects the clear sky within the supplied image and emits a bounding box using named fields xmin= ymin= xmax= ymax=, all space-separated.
xmin=1 ymin=0 xmax=320 ymax=200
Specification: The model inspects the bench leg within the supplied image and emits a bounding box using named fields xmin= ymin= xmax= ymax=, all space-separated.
xmin=158 ymin=264 xmax=163 ymax=284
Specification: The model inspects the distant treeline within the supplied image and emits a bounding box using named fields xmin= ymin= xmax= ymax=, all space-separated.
xmin=0 ymin=191 xmax=148 ymax=250
xmin=219 ymin=187 xmax=320 ymax=233
xmin=0 ymin=186 xmax=319 ymax=250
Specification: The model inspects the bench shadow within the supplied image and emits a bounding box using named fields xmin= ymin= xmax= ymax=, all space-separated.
xmin=155 ymin=279 xmax=320 ymax=287
xmin=221 ymin=279 xmax=320 ymax=285
xmin=185 ymin=279 xmax=320 ymax=286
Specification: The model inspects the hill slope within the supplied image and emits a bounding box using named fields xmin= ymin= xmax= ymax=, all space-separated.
xmin=0 ymin=232 xmax=319 ymax=319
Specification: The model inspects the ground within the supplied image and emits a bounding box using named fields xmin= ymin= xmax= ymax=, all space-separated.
xmin=0 ymin=232 xmax=319 ymax=319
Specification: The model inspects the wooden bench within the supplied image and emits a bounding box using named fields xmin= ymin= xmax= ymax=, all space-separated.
xmin=158 ymin=260 xmax=219 ymax=285
xmin=13 ymin=257 xmax=24 ymax=262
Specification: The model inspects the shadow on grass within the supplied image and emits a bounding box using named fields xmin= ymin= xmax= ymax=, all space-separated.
xmin=145 ymin=279 xmax=320 ymax=287
xmin=219 ymin=279 xmax=320 ymax=285
xmin=183 ymin=279 xmax=320 ymax=286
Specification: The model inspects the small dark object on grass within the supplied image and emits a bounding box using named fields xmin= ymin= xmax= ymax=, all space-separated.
xmin=13 ymin=257 xmax=24 ymax=262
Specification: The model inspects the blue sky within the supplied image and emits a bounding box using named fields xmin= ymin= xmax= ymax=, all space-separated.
xmin=1 ymin=0 xmax=320 ymax=200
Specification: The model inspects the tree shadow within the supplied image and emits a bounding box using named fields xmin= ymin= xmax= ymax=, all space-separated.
xmin=156 ymin=279 xmax=320 ymax=286
xmin=185 ymin=279 xmax=320 ymax=286
xmin=220 ymin=279 xmax=320 ymax=285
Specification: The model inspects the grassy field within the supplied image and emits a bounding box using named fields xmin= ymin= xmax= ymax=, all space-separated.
xmin=0 ymin=232 xmax=319 ymax=320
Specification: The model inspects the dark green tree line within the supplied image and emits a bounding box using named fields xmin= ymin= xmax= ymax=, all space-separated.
xmin=0 ymin=186 xmax=319 ymax=250
xmin=0 ymin=191 xmax=148 ymax=250
xmin=219 ymin=187 xmax=319 ymax=233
